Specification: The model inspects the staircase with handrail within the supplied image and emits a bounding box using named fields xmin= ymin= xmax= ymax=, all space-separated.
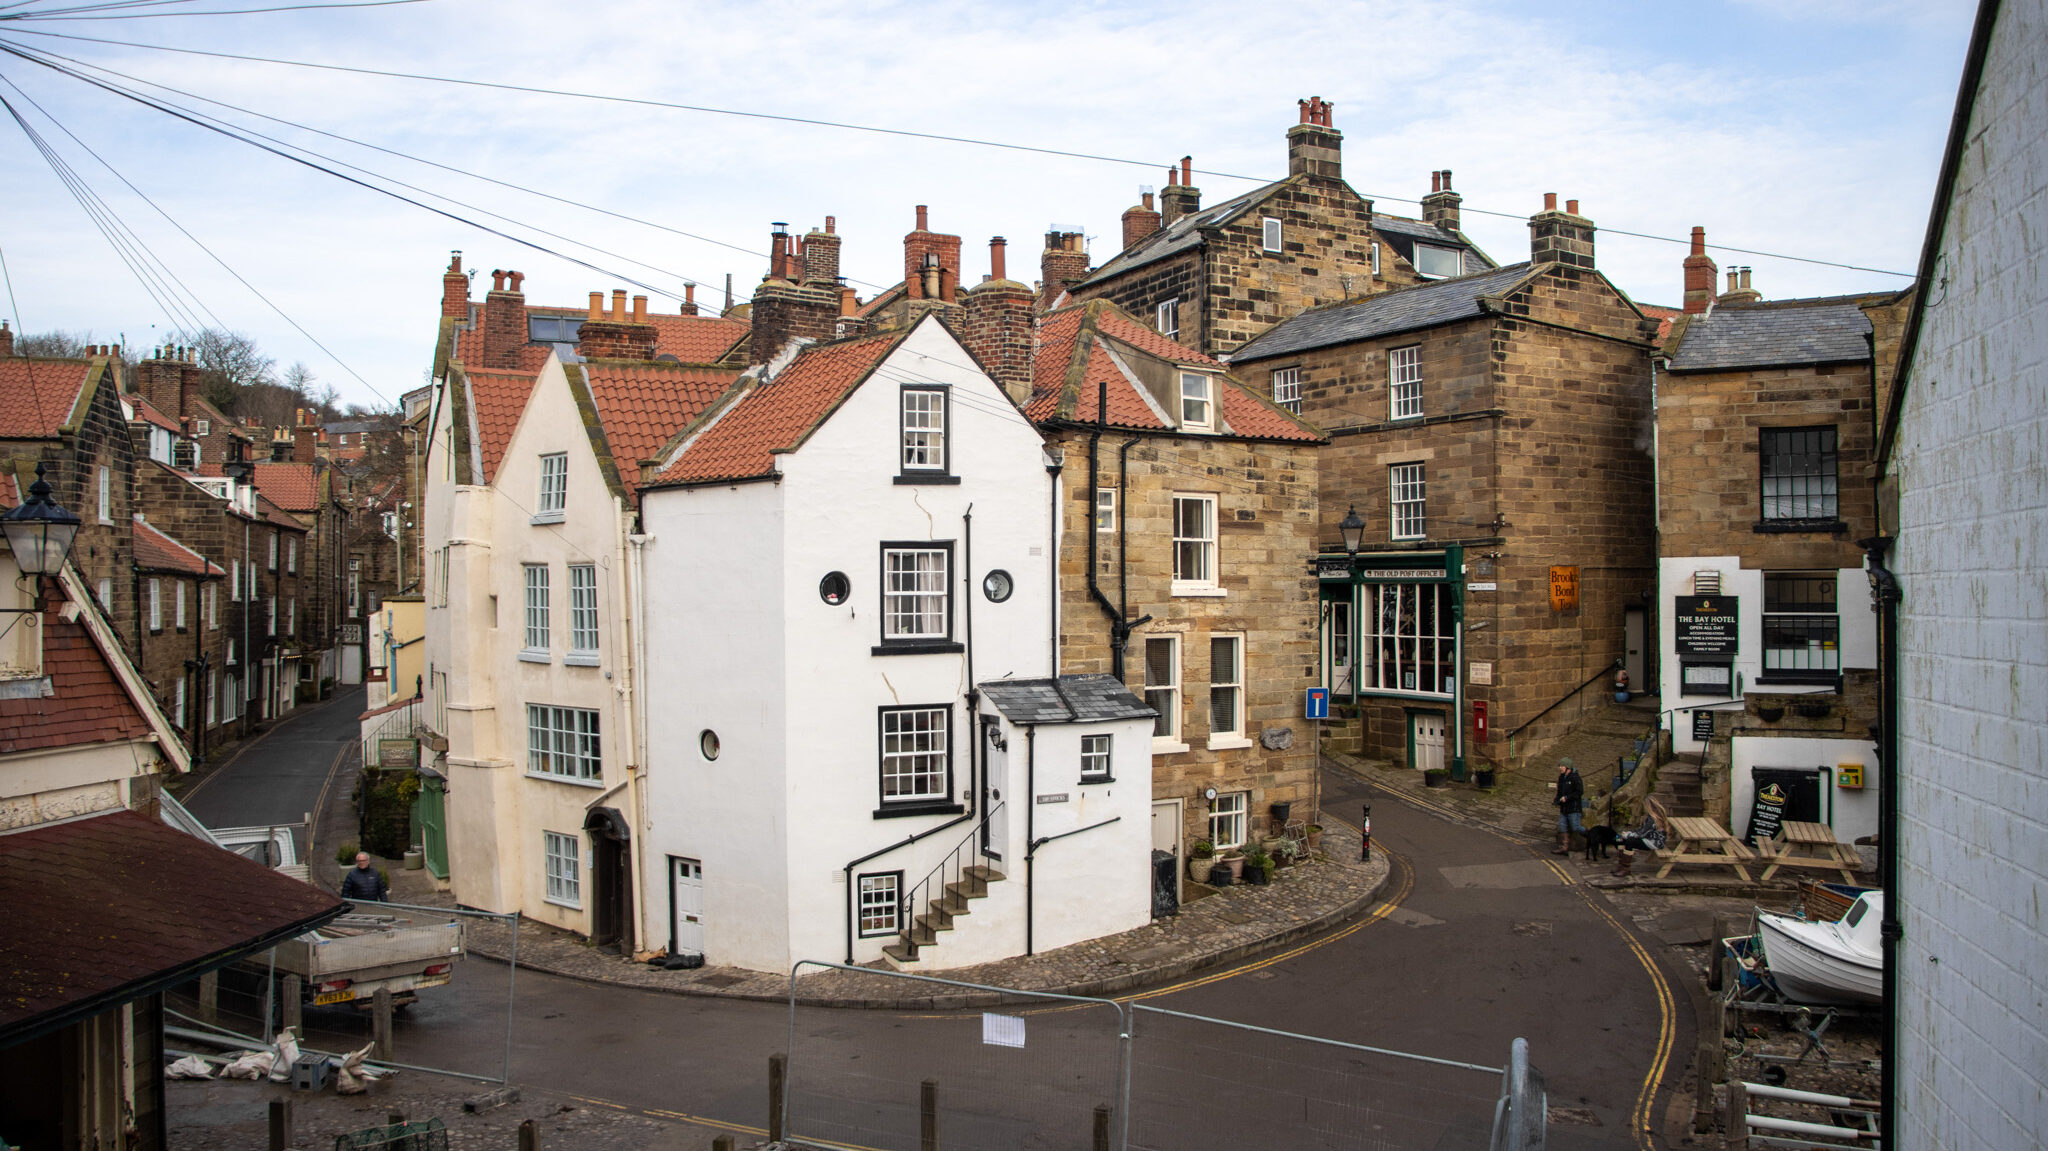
xmin=883 ymin=803 xmax=1005 ymax=967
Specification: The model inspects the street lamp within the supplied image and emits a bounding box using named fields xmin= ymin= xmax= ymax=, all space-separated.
xmin=2 ymin=463 xmax=82 ymax=585
xmin=1339 ymin=505 xmax=1365 ymax=557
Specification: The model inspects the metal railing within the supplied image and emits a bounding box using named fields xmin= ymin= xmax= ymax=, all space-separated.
xmin=1504 ymin=657 xmax=1622 ymax=744
xmin=897 ymin=802 xmax=1005 ymax=962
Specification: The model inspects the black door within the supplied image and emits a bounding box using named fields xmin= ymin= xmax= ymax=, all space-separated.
xmin=583 ymin=807 xmax=634 ymax=954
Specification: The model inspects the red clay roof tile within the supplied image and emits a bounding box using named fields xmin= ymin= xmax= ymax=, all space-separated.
xmin=655 ymin=331 xmax=903 ymax=486
xmin=243 ymin=462 xmax=321 ymax=511
xmin=0 ymin=589 xmax=152 ymax=754
xmin=0 ymin=359 xmax=91 ymax=438
xmin=132 ymin=517 xmax=224 ymax=577
xmin=464 ymin=368 xmax=540 ymax=484
xmin=580 ymin=362 xmax=740 ymax=492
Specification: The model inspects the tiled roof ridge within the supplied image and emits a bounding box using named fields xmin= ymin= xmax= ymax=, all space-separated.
xmin=1229 ymin=261 xmax=1539 ymax=361
xmin=131 ymin=515 xmax=224 ymax=576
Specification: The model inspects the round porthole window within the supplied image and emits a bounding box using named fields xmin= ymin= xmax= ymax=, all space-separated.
xmin=699 ymin=730 xmax=720 ymax=761
xmin=982 ymin=569 xmax=1014 ymax=603
xmin=819 ymin=571 xmax=850 ymax=605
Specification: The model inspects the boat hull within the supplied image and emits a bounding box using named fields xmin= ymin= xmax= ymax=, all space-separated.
xmin=1757 ymin=912 xmax=1882 ymax=1005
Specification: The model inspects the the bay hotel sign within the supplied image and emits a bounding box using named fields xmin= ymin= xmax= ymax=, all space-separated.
xmin=1675 ymin=594 xmax=1738 ymax=696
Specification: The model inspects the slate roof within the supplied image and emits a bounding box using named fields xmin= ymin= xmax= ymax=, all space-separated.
xmin=0 ymin=808 xmax=347 ymax=1046
xmin=1077 ymin=180 xmax=1286 ymax=287
xmin=0 ymin=358 xmax=92 ymax=438
xmin=653 ymin=329 xmax=905 ymax=487
xmin=0 ymin=588 xmax=153 ymax=754
xmin=456 ymin=304 xmax=746 ymax=367
xmin=1664 ymin=302 xmax=1873 ymax=372
xmin=1026 ymin=301 xmax=1324 ymax=443
xmin=132 ymin=516 xmax=223 ymax=577
xmin=463 ymin=367 xmax=541 ymax=484
xmin=1230 ymin=263 xmax=1538 ymax=363
xmin=581 ymin=362 xmax=740 ymax=491
xmin=980 ymin=674 xmax=1156 ymax=725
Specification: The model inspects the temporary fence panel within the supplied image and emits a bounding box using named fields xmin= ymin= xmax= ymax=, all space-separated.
xmin=785 ymin=962 xmax=1129 ymax=1151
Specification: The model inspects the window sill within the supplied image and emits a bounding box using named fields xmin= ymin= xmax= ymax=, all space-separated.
xmin=1753 ymin=519 xmax=1847 ymax=535
xmin=1151 ymin=739 xmax=1190 ymax=755
xmin=1170 ymin=582 xmax=1227 ymax=598
xmin=530 ymin=511 xmax=566 ymax=526
xmin=1206 ymin=735 xmax=1254 ymax=751
xmin=871 ymin=641 xmax=965 ymax=656
xmin=1080 ymin=775 xmax=1115 ymax=785
xmin=518 ymin=649 xmax=551 ymax=664
xmin=894 ymin=473 xmax=961 ymax=485
xmin=543 ymin=896 xmax=583 ymax=910
xmin=1754 ymin=672 xmax=1842 ymax=686
xmin=1358 ymin=689 xmax=1454 ymax=704
xmin=526 ymin=772 xmax=605 ymax=789
xmin=564 ymin=651 xmax=601 ymax=667
xmin=872 ymin=801 xmax=966 ymax=820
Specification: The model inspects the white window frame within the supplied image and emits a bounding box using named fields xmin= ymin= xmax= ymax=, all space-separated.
xmin=148 ymin=579 xmax=162 ymax=632
xmin=528 ymin=704 xmax=602 ymax=783
xmin=174 ymin=679 xmax=186 ymax=730
xmin=230 ymin=559 xmax=240 ymax=602
xmin=97 ymin=578 xmax=111 ymax=610
xmin=1261 ymin=216 xmax=1283 ymax=254
xmin=1144 ymin=634 xmax=1183 ymax=748
xmin=1270 ymin=367 xmax=1302 ymax=415
xmin=1208 ymin=633 xmax=1247 ymax=747
xmin=207 ymin=582 xmax=218 ymax=629
xmin=287 ymin=537 xmax=298 ymax=575
xmin=900 ymin=387 xmax=948 ymax=474
xmin=287 ymin=598 xmax=296 ymax=636
xmin=195 ymin=418 xmax=211 ymax=436
xmin=1370 ymin=242 xmax=1381 ymax=276
xmin=97 ymin=466 xmax=111 ymax=524
xmin=206 ymin=670 xmax=217 ymax=726
xmin=879 ymin=705 xmax=951 ymax=805
xmin=222 ymin=673 xmax=239 ymax=722
xmin=1361 ymin=581 xmax=1457 ymax=697
xmin=1389 ymin=345 xmax=1423 ymax=420
xmin=543 ymin=830 xmax=582 ymax=907
xmin=858 ymin=872 xmax=902 ymax=937
xmin=1080 ymin=733 xmax=1113 ymax=782
xmin=567 ymin=563 xmax=600 ymax=664
xmin=1414 ymin=244 xmax=1462 ymax=279
xmin=1178 ymin=372 xmax=1213 ymax=431
xmin=521 ymin=564 xmax=550 ymax=660
xmin=881 ymin=545 xmax=951 ymax=644
xmin=1171 ymin=494 xmax=1220 ymax=594
xmin=1094 ymin=488 xmax=1116 ymax=533
xmin=174 ymin=580 xmax=186 ymax=630
xmin=1390 ymin=463 xmax=1426 ymax=541
xmin=1209 ymin=791 xmax=1249 ymax=851
xmin=1156 ymin=298 xmax=1179 ymax=341
xmin=535 ymin=452 xmax=568 ymax=523
xmin=268 ymin=532 xmax=279 ymax=572
xmin=267 ymin=596 xmax=276 ymax=637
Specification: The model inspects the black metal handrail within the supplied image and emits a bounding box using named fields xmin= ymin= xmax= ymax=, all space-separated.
xmin=1503 ymin=657 xmax=1622 ymax=744
xmin=898 ymin=802 xmax=1004 ymax=960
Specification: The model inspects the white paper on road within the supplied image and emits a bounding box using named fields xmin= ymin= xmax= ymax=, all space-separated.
xmin=982 ymin=1012 xmax=1026 ymax=1048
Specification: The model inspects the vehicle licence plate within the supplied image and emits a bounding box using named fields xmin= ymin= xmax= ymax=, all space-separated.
xmin=313 ymin=989 xmax=356 ymax=1005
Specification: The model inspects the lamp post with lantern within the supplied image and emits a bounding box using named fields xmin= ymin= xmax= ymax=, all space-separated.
xmin=2 ymin=462 xmax=83 ymax=603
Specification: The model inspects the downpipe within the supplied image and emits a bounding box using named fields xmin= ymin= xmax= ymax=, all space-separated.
xmin=1860 ymin=535 xmax=1901 ymax=1151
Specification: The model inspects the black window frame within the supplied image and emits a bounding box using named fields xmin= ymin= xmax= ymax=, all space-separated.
xmin=856 ymin=870 xmax=905 ymax=936
xmin=873 ymin=540 xmax=963 ymax=655
xmin=895 ymin=385 xmax=958 ymax=485
xmin=874 ymin=703 xmax=963 ymax=818
xmin=1757 ymin=571 xmax=1843 ymax=686
xmin=1757 ymin=426 xmax=1842 ymax=530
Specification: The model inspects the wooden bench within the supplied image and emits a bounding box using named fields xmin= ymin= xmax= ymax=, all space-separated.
xmin=1758 ymin=820 xmax=1861 ymax=884
xmin=1655 ymin=815 xmax=1757 ymax=881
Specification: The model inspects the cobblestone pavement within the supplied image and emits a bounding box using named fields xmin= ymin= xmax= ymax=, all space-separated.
xmin=385 ymin=821 xmax=1387 ymax=1008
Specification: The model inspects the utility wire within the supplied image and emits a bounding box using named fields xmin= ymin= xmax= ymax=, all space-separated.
xmin=0 ymin=25 xmax=1915 ymax=278
xmin=2 ymin=1 xmax=430 ymax=20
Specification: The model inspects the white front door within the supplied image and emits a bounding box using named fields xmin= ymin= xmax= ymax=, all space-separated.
xmin=1151 ymin=799 xmax=1183 ymax=902
xmin=1412 ymin=713 xmax=1446 ymax=772
xmin=669 ymin=857 xmax=704 ymax=955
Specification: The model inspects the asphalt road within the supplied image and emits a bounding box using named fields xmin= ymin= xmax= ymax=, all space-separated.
xmin=181 ymin=685 xmax=366 ymax=852
xmin=187 ymin=736 xmax=1688 ymax=1150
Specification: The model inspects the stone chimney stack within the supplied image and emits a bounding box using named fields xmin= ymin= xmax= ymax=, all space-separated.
xmin=1160 ymin=157 xmax=1200 ymax=226
xmin=1039 ymin=229 xmax=1089 ymax=310
xmin=1683 ymin=226 xmax=1718 ymax=314
xmin=903 ymin=205 xmax=963 ymax=303
xmin=1121 ymin=188 xmax=1161 ymax=250
xmin=481 ymin=268 xmax=528 ymax=369
xmin=576 ymin=286 xmax=660 ymax=360
xmin=1528 ymin=194 xmax=1596 ymax=272
xmin=442 ymin=252 xmax=469 ymax=319
xmin=1421 ymin=170 xmax=1462 ymax=232
xmin=964 ymin=237 xmax=1036 ymax=405
xmin=803 ymin=217 xmax=842 ymax=286
xmin=1719 ymin=265 xmax=1762 ymax=305
xmin=1287 ymin=98 xmax=1342 ymax=180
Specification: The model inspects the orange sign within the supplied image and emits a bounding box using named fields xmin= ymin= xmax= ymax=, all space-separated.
xmin=1549 ymin=566 xmax=1580 ymax=612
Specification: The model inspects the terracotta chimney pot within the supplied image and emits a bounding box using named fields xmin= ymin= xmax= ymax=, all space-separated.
xmin=1543 ymin=193 xmax=1558 ymax=211
xmin=589 ymin=292 xmax=604 ymax=321
xmin=611 ymin=289 xmax=627 ymax=322
xmin=991 ymin=237 xmax=1007 ymax=282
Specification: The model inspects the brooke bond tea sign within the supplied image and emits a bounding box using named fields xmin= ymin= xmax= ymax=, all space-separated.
xmin=1675 ymin=595 xmax=1739 ymax=656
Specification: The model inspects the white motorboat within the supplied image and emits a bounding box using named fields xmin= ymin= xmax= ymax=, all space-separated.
xmin=1755 ymin=891 xmax=1884 ymax=1006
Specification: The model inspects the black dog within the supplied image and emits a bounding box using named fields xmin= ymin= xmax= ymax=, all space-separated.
xmin=1582 ymin=824 xmax=1620 ymax=862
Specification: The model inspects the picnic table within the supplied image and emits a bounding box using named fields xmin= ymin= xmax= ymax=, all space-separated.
xmin=1655 ymin=816 xmax=1756 ymax=881
xmin=1758 ymin=820 xmax=1861 ymax=884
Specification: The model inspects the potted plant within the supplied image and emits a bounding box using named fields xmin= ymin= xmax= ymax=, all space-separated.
xmin=1756 ymin=704 xmax=1785 ymax=723
xmin=1244 ymin=849 xmax=1275 ymax=885
xmin=1424 ymin=767 xmax=1450 ymax=788
xmin=1270 ymin=837 xmax=1301 ymax=868
xmin=1219 ymin=851 xmax=1245 ymax=882
xmin=1189 ymin=839 xmax=1216 ymax=884
xmin=1474 ymin=767 xmax=1497 ymax=789
xmin=1304 ymin=824 xmax=1324 ymax=850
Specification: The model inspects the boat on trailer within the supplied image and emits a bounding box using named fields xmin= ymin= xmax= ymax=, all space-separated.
xmin=1755 ymin=890 xmax=1883 ymax=1006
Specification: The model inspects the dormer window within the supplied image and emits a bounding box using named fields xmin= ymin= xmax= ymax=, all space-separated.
xmin=1413 ymin=244 xmax=1462 ymax=279
xmin=1262 ymin=217 xmax=1283 ymax=254
xmin=195 ymin=418 xmax=211 ymax=435
xmin=896 ymin=386 xmax=955 ymax=484
xmin=1178 ymin=373 xmax=1214 ymax=431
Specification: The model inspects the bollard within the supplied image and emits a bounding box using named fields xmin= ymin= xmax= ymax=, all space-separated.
xmin=1694 ymin=1031 xmax=1720 ymax=1132
xmin=372 ymin=988 xmax=393 ymax=1062
xmin=1721 ymin=1079 xmax=1747 ymax=1149
xmin=268 ymin=1100 xmax=291 ymax=1151
xmin=767 ymin=1054 xmax=785 ymax=1143
xmin=920 ymin=1078 xmax=938 ymax=1151
xmin=518 ymin=1118 xmax=538 ymax=1151
xmin=1360 ymin=804 xmax=1372 ymax=861
xmin=711 ymin=1136 xmax=734 ymax=1151
xmin=1092 ymin=1104 xmax=1110 ymax=1151
xmin=281 ymin=974 xmax=303 ymax=1035
xmin=198 ymin=971 xmax=219 ymax=1025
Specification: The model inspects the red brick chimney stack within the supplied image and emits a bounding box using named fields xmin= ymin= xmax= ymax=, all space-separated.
xmin=1287 ymin=97 xmax=1342 ymax=180
xmin=1039 ymin=229 xmax=1089 ymax=310
xmin=576 ymin=285 xmax=660 ymax=360
xmin=903 ymin=205 xmax=963 ymax=303
xmin=442 ymin=252 xmax=469 ymax=319
xmin=1421 ymin=170 xmax=1462 ymax=232
xmin=1529 ymin=195 xmax=1596 ymax=271
xmin=481 ymin=268 xmax=528 ymax=369
xmin=1682 ymin=226 xmax=1718 ymax=314
xmin=1160 ymin=157 xmax=1201 ymax=226
xmin=679 ymin=283 xmax=700 ymax=317
xmin=965 ymin=236 xmax=1036 ymax=404
xmin=1121 ymin=188 xmax=1161 ymax=250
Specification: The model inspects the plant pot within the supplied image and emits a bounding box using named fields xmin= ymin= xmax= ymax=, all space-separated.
xmin=1756 ymin=705 xmax=1785 ymax=723
xmin=1796 ymin=702 xmax=1832 ymax=719
xmin=403 ymin=848 xmax=424 ymax=870
xmin=1244 ymin=864 xmax=1271 ymax=886
xmin=1209 ymin=862 xmax=1234 ymax=887
xmin=1424 ymin=769 xmax=1449 ymax=788
xmin=1189 ymin=856 xmax=1215 ymax=884
xmin=1615 ymin=691 xmax=1631 ymax=703
xmin=1305 ymin=829 xmax=1324 ymax=850
xmin=1221 ymin=855 xmax=1245 ymax=880
xmin=1474 ymin=769 xmax=1496 ymax=789
xmin=1269 ymin=801 xmax=1292 ymax=826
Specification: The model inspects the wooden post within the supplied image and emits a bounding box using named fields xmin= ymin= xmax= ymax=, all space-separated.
xmin=1721 ymin=959 xmax=1741 ymax=1036
xmin=712 ymin=1137 xmax=734 ymax=1151
xmin=1694 ymin=1031 xmax=1721 ymax=1132
xmin=518 ymin=1118 xmax=538 ymax=1151
xmin=920 ymin=1078 xmax=938 ymax=1151
xmin=197 ymin=972 xmax=219 ymax=1025
xmin=767 ymin=1054 xmax=785 ymax=1143
xmin=281 ymin=975 xmax=303 ymax=1034
xmin=267 ymin=1100 xmax=291 ymax=1151
xmin=372 ymin=987 xmax=393 ymax=1062
xmin=1092 ymin=1104 xmax=1110 ymax=1151
xmin=1721 ymin=1079 xmax=1747 ymax=1151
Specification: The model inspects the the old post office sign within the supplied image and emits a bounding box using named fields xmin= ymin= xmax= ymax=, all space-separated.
xmin=1549 ymin=566 xmax=1580 ymax=612
xmin=1676 ymin=595 xmax=1740 ymax=656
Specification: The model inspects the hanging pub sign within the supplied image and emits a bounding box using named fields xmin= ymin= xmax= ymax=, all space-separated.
xmin=1745 ymin=781 xmax=1789 ymax=847
xmin=1549 ymin=566 xmax=1580 ymax=612
xmin=1675 ymin=595 xmax=1740 ymax=656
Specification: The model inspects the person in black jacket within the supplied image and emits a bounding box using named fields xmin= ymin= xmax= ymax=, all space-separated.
xmin=1552 ymin=757 xmax=1585 ymax=855
xmin=341 ymin=852 xmax=389 ymax=901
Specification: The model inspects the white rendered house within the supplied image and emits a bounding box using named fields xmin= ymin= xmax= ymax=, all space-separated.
xmin=637 ymin=315 xmax=1157 ymax=972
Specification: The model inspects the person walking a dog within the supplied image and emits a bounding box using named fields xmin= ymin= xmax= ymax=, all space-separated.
xmin=1552 ymin=757 xmax=1585 ymax=855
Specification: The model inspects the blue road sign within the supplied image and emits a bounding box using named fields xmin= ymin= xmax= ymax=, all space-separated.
xmin=1306 ymin=687 xmax=1330 ymax=720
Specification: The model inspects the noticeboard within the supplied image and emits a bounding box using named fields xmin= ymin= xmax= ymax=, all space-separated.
xmin=1675 ymin=595 xmax=1740 ymax=656
xmin=1691 ymin=709 xmax=1717 ymax=742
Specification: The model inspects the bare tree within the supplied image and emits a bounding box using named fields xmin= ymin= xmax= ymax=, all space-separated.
xmin=15 ymin=329 xmax=91 ymax=357
xmin=190 ymin=328 xmax=277 ymax=416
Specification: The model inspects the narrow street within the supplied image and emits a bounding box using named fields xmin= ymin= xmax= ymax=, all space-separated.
xmin=177 ymin=685 xmax=366 ymax=854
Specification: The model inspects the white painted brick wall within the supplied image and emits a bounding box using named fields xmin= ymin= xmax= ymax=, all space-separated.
xmin=1892 ymin=2 xmax=2048 ymax=1147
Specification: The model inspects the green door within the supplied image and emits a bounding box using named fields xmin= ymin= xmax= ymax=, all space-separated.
xmin=416 ymin=775 xmax=448 ymax=879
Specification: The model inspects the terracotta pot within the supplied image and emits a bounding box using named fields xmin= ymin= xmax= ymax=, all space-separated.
xmin=1221 ymin=854 xmax=1245 ymax=880
xmin=1189 ymin=855 xmax=1215 ymax=884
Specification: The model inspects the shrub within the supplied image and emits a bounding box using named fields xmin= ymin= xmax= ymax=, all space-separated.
xmin=334 ymin=841 xmax=360 ymax=866
xmin=1191 ymin=839 xmax=1215 ymax=858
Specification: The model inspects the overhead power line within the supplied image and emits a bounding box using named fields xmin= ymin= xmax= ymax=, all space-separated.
xmin=0 ymin=0 xmax=431 ymax=20
xmin=0 ymin=25 xmax=1915 ymax=278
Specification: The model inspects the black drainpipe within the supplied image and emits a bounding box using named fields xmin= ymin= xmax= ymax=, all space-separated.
xmin=1046 ymin=456 xmax=1062 ymax=675
xmin=1023 ymin=724 xmax=1037 ymax=955
xmin=1860 ymin=534 xmax=1901 ymax=1151
xmin=964 ymin=506 xmax=982 ymax=852
xmin=1087 ymin=379 xmax=1130 ymax=677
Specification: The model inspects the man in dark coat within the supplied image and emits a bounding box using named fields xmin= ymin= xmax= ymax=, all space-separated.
xmin=341 ymin=851 xmax=389 ymax=901
xmin=1552 ymin=757 xmax=1585 ymax=855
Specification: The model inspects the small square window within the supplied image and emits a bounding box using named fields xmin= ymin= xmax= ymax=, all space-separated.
xmin=1156 ymin=298 xmax=1180 ymax=341
xmin=1080 ymin=734 xmax=1112 ymax=781
xmin=1262 ymin=217 xmax=1283 ymax=253
xmin=1179 ymin=373 xmax=1213 ymax=431
xmin=544 ymin=831 xmax=582 ymax=907
xmin=858 ymin=872 xmax=902 ymax=936
xmin=1270 ymin=367 xmax=1301 ymax=415
xmin=1095 ymin=488 xmax=1116 ymax=533
xmin=1209 ymin=791 xmax=1248 ymax=851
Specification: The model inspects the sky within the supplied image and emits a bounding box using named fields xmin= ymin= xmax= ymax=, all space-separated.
xmin=0 ymin=0 xmax=1980 ymax=411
